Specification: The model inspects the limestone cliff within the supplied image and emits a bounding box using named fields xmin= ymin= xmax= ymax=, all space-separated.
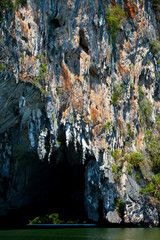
xmin=0 ymin=0 xmax=160 ymax=226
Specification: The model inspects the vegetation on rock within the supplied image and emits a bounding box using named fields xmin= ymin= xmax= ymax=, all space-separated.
xmin=111 ymin=83 xmax=126 ymax=105
xmin=105 ymin=5 xmax=126 ymax=42
xmin=140 ymin=174 xmax=160 ymax=201
xmin=29 ymin=213 xmax=63 ymax=224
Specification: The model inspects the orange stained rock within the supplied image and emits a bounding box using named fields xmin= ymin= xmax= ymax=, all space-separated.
xmin=73 ymin=94 xmax=83 ymax=114
xmin=80 ymin=51 xmax=90 ymax=67
xmin=137 ymin=126 xmax=143 ymax=151
xmin=15 ymin=12 xmax=31 ymax=39
xmin=63 ymin=107 xmax=71 ymax=118
xmin=61 ymin=62 xmax=73 ymax=92
xmin=118 ymin=62 xmax=130 ymax=74
xmin=123 ymin=0 xmax=138 ymax=19
xmin=91 ymin=107 xmax=99 ymax=125
xmin=31 ymin=56 xmax=37 ymax=63
xmin=93 ymin=124 xmax=103 ymax=136
xmin=99 ymin=139 xmax=106 ymax=148
xmin=116 ymin=116 xmax=124 ymax=131
xmin=124 ymin=40 xmax=131 ymax=52
xmin=110 ymin=0 xmax=116 ymax=6
xmin=67 ymin=0 xmax=73 ymax=7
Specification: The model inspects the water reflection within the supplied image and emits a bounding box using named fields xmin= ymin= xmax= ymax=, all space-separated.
xmin=0 ymin=228 xmax=159 ymax=240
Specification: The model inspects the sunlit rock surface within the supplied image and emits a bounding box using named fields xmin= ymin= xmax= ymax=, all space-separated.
xmin=0 ymin=0 xmax=159 ymax=226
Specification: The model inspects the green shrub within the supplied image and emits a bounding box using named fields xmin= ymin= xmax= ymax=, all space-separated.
xmin=105 ymin=5 xmax=126 ymax=42
xmin=71 ymin=117 xmax=76 ymax=122
xmin=150 ymin=40 xmax=160 ymax=55
xmin=112 ymin=163 xmax=122 ymax=181
xmin=57 ymin=141 xmax=61 ymax=147
xmin=126 ymin=162 xmax=133 ymax=175
xmin=135 ymin=171 xmax=141 ymax=183
xmin=138 ymin=87 xmax=153 ymax=126
xmin=38 ymin=63 xmax=47 ymax=81
xmin=140 ymin=173 xmax=160 ymax=201
xmin=115 ymin=198 xmax=124 ymax=216
xmin=130 ymin=82 xmax=134 ymax=93
xmin=129 ymin=152 xmax=144 ymax=167
xmin=29 ymin=213 xmax=63 ymax=224
xmin=0 ymin=63 xmax=6 ymax=71
xmin=56 ymin=88 xmax=60 ymax=95
xmin=112 ymin=149 xmax=121 ymax=161
xmin=104 ymin=121 xmax=113 ymax=131
xmin=125 ymin=152 xmax=143 ymax=168
xmin=111 ymin=83 xmax=126 ymax=105
xmin=112 ymin=163 xmax=118 ymax=175
xmin=139 ymin=98 xmax=152 ymax=126
xmin=138 ymin=86 xmax=145 ymax=101
xmin=145 ymin=116 xmax=160 ymax=173
xmin=0 ymin=0 xmax=26 ymax=12
xmin=127 ymin=123 xmax=134 ymax=138
xmin=151 ymin=0 xmax=159 ymax=9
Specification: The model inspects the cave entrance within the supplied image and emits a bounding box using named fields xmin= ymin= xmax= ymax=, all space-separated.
xmin=16 ymin=143 xmax=87 ymax=226
xmin=0 ymin=133 xmax=88 ymax=228
xmin=46 ymin=141 xmax=87 ymax=223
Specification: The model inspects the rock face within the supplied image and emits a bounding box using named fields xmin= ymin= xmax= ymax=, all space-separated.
xmin=0 ymin=0 xmax=160 ymax=226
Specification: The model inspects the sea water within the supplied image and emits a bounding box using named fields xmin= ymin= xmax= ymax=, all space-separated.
xmin=0 ymin=228 xmax=159 ymax=240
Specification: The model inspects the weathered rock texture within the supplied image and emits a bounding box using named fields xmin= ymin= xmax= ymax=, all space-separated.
xmin=0 ymin=0 xmax=160 ymax=226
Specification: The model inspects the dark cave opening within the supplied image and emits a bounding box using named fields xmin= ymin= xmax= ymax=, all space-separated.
xmin=79 ymin=30 xmax=89 ymax=54
xmin=0 ymin=139 xmax=88 ymax=228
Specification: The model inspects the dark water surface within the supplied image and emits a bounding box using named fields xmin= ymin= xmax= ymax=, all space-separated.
xmin=0 ymin=228 xmax=159 ymax=240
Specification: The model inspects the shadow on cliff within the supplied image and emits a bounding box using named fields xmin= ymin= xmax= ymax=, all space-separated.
xmin=0 ymin=128 xmax=89 ymax=229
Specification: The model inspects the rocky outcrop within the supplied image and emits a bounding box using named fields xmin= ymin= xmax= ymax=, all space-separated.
xmin=0 ymin=0 xmax=159 ymax=226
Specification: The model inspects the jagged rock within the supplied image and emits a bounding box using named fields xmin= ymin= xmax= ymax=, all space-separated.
xmin=0 ymin=0 xmax=159 ymax=226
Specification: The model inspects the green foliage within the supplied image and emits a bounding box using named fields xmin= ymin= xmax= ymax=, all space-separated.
xmin=148 ymin=137 xmax=160 ymax=172
xmin=115 ymin=198 xmax=124 ymax=216
xmin=140 ymin=174 xmax=160 ymax=201
xmin=130 ymin=82 xmax=134 ymax=93
xmin=145 ymin=116 xmax=160 ymax=173
xmin=56 ymin=88 xmax=60 ymax=95
xmin=112 ymin=163 xmax=122 ymax=181
xmin=104 ymin=121 xmax=113 ymax=131
xmin=135 ymin=171 xmax=141 ymax=183
xmin=125 ymin=140 xmax=131 ymax=147
xmin=57 ymin=141 xmax=61 ymax=147
xmin=125 ymin=152 xmax=143 ymax=168
xmin=138 ymin=86 xmax=145 ymax=101
xmin=150 ymin=40 xmax=160 ymax=55
xmin=85 ymin=75 xmax=89 ymax=82
xmin=0 ymin=0 xmax=14 ymax=12
xmin=127 ymin=123 xmax=134 ymax=138
xmin=129 ymin=152 xmax=144 ymax=167
xmin=29 ymin=213 xmax=63 ymax=224
xmin=71 ymin=117 xmax=76 ymax=122
xmin=139 ymin=98 xmax=152 ymax=126
xmin=105 ymin=5 xmax=126 ymax=42
xmin=112 ymin=149 xmax=123 ymax=181
xmin=51 ymin=113 xmax=54 ymax=121
xmin=126 ymin=162 xmax=133 ymax=175
xmin=0 ymin=0 xmax=26 ymax=13
xmin=138 ymin=87 xmax=153 ymax=126
xmin=32 ymin=60 xmax=47 ymax=94
xmin=112 ymin=163 xmax=118 ymax=175
xmin=21 ymin=53 xmax=24 ymax=60
xmin=111 ymin=83 xmax=126 ymax=105
xmin=38 ymin=54 xmax=44 ymax=59
xmin=113 ymin=126 xmax=116 ymax=132
xmin=112 ymin=149 xmax=121 ymax=161
xmin=0 ymin=63 xmax=6 ymax=71
xmin=38 ymin=63 xmax=47 ymax=81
